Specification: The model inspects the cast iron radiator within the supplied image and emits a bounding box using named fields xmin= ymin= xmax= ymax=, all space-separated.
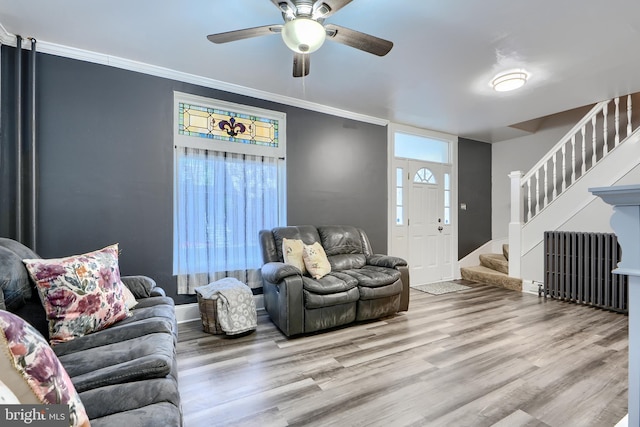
xmin=543 ymin=231 xmax=628 ymax=313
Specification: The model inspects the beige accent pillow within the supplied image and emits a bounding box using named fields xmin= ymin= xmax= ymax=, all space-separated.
xmin=282 ymin=238 xmax=306 ymax=274
xmin=121 ymin=284 xmax=139 ymax=309
xmin=302 ymin=242 xmax=331 ymax=279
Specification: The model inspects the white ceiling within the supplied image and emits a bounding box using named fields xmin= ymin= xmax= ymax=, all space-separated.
xmin=2 ymin=0 xmax=640 ymax=142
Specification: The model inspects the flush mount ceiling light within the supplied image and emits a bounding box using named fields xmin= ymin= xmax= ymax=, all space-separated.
xmin=491 ymin=70 xmax=529 ymax=92
xmin=281 ymin=18 xmax=326 ymax=54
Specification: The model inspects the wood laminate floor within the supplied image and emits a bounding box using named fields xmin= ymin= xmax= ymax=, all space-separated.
xmin=177 ymin=281 xmax=628 ymax=427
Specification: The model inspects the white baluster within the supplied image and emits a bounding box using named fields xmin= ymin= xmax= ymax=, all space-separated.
xmin=628 ymin=94 xmax=633 ymax=137
xmin=535 ymin=169 xmax=540 ymax=215
xmin=527 ymin=178 xmax=532 ymax=221
xmin=561 ymin=144 xmax=567 ymax=191
xmin=552 ymin=152 xmax=557 ymax=199
xmin=581 ymin=125 xmax=587 ymax=175
xmin=603 ymin=103 xmax=609 ymax=155
xmin=591 ymin=115 xmax=597 ymax=167
xmin=543 ymin=162 xmax=548 ymax=207
xmin=571 ymin=135 xmax=576 ymax=184
xmin=615 ymin=97 xmax=620 ymax=146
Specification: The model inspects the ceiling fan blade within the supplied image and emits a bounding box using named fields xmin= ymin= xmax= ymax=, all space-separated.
xmin=207 ymin=25 xmax=282 ymax=44
xmin=293 ymin=53 xmax=310 ymax=77
xmin=324 ymin=24 xmax=393 ymax=56
xmin=314 ymin=0 xmax=354 ymax=19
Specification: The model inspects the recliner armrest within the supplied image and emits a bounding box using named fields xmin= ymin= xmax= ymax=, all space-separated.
xmin=366 ymin=254 xmax=408 ymax=269
xmin=262 ymin=262 xmax=301 ymax=283
xmin=121 ymin=275 xmax=162 ymax=299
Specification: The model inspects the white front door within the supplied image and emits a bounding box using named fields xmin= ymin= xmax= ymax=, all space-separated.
xmin=391 ymin=159 xmax=454 ymax=285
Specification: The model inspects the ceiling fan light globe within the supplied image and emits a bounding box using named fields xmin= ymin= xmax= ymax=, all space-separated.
xmin=281 ymin=18 xmax=326 ymax=54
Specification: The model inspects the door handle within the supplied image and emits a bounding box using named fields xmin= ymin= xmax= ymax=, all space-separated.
xmin=438 ymin=226 xmax=443 ymax=232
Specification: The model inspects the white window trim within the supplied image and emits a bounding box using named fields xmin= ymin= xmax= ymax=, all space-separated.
xmin=172 ymin=92 xmax=288 ymax=280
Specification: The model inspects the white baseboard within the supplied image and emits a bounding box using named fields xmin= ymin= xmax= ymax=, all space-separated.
xmin=522 ymin=279 xmax=540 ymax=295
xmin=175 ymin=294 xmax=265 ymax=324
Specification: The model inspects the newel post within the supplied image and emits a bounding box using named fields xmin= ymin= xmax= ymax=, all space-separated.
xmin=508 ymin=171 xmax=523 ymax=278
xmin=590 ymin=184 xmax=640 ymax=427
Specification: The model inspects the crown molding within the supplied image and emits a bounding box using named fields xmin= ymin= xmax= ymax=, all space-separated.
xmin=0 ymin=23 xmax=389 ymax=127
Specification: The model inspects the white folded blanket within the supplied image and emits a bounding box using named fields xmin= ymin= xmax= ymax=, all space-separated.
xmin=195 ymin=278 xmax=257 ymax=335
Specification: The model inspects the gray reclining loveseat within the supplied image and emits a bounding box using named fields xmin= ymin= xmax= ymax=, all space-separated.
xmin=0 ymin=238 xmax=181 ymax=426
xmin=259 ymin=225 xmax=409 ymax=336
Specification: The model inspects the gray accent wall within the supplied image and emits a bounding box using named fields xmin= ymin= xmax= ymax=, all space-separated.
xmin=0 ymin=47 xmax=387 ymax=304
xmin=458 ymin=137 xmax=492 ymax=259
xmin=1 ymin=46 xmax=493 ymax=302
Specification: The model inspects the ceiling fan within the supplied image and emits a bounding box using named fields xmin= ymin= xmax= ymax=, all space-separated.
xmin=206 ymin=0 xmax=393 ymax=77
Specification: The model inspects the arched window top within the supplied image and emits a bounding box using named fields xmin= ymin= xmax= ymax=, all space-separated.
xmin=414 ymin=168 xmax=437 ymax=184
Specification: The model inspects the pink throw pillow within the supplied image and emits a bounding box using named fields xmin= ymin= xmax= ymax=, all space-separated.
xmin=23 ymin=244 xmax=130 ymax=344
xmin=0 ymin=310 xmax=90 ymax=426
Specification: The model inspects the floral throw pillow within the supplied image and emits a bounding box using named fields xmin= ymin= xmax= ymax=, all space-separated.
xmin=23 ymin=244 xmax=131 ymax=345
xmin=0 ymin=310 xmax=90 ymax=426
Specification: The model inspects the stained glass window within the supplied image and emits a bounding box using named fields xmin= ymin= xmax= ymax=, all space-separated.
xmin=178 ymin=102 xmax=279 ymax=147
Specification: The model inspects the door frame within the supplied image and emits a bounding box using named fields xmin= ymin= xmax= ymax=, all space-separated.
xmin=387 ymin=123 xmax=459 ymax=281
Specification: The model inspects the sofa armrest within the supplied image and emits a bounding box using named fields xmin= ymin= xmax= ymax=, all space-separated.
xmin=261 ymin=262 xmax=301 ymax=283
xmin=367 ymin=254 xmax=407 ymax=269
xmin=121 ymin=275 xmax=163 ymax=299
xmin=262 ymin=271 xmax=304 ymax=337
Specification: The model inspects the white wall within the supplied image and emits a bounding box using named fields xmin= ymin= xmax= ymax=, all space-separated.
xmin=491 ymin=107 xmax=593 ymax=239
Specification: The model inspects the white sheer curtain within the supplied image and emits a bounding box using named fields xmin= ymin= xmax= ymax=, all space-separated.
xmin=174 ymin=147 xmax=281 ymax=294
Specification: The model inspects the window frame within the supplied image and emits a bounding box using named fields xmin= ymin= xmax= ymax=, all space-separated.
xmin=172 ymin=92 xmax=287 ymax=277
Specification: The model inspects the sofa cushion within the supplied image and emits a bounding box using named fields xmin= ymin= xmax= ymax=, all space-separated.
xmin=327 ymin=253 xmax=367 ymax=271
xmin=359 ymin=280 xmax=403 ymax=301
xmin=0 ymin=310 xmax=90 ymax=427
xmin=304 ymin=286 xmax=360 ymax=309
xmin=343 ymin=266 xmax=402 ymax=288
xmin=121 ymin=275 xmax=158 ymax=299
xmin=318 ymin=225 xmax=368 ymax=270
xmin=53 ymin=316 xmax=175 ymax=357
xmin=302 ymin=272 xmax=358 ymax=295
xmin=272 ymin=225 xmax=321 ymax=261
xmin=0 ymin=246 xmax=33 ymax=310
xmin=318 ymin=225 xmax=365 ymax=255
xmin=57 ymin=332 xmax=175 ymax=393
xmin=23 ymin=244 xmax=131 ymax=344
xmin=0 ymin=237 xmax=40 ymax=261
xmin=302 ymin=242 xmax=332 ymax=279
xmin=79 ymin=378 xmax=180 ymax=423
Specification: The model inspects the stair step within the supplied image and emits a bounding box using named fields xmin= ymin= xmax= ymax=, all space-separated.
xmin=479 ymin=253 xmax=509 ymax=275
xmin=460 ymin=265 xmax=522 ymax=292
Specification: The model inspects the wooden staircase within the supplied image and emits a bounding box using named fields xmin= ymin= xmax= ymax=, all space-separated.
xmin=460 ymin=244 xmax=522 ymax=291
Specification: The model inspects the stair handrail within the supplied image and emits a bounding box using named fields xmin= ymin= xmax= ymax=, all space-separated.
xmin=520 ymin=100 xmax=610 ymax=184
xmin=509 ymin=94 xmax=634 ymax=278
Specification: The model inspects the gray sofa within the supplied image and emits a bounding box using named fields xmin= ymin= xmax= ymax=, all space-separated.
xmin=259 ymin=225 xmax=409 ymax=336
xmin=0 ymin=238 xmax=181 ymax=426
